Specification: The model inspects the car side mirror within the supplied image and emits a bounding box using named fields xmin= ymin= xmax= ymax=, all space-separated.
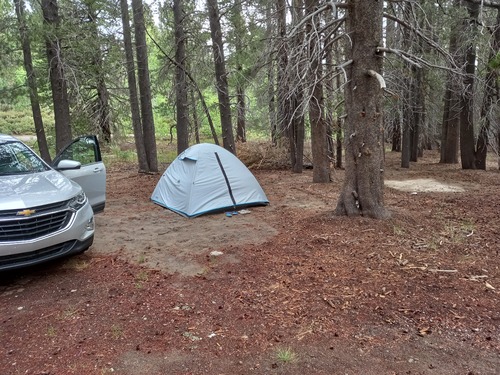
xmin=55 ymin=159 xmax=82 ymax=170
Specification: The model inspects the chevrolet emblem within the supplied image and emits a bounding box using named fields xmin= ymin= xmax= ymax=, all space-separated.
xmin=17 ymin=209 xmax=36 ymax=217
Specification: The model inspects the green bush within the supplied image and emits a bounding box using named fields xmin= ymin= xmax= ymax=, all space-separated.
xmin=0 ymin=107 xmax=54 ymax=135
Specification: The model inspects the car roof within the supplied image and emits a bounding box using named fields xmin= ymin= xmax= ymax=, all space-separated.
xmin=0 ymin=134 xmax=19 ymax=144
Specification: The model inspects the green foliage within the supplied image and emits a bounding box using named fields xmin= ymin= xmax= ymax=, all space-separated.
xmin=0 ymin=106 xmax=53 ymax=135
xmin=488 ymin=52 xmax=500 ymax=70
xmin=105 ymin=145 xmax=137 ymax=164
xmin=103 ymin=141 xmax=178 ymax=166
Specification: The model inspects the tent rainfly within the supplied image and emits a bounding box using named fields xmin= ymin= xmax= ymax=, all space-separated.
xmin=151 ymin=143 xmax=269 ymax=217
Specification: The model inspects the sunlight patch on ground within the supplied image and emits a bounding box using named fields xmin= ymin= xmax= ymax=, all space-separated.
xmin=385 ymin=178 xmax=465 ymax=193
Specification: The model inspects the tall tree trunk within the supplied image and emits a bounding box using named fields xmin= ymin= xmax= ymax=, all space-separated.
xmin=386 ymin=1 xmax=400 ymax=155
xmin=334 ymin=61 xmax=343 ymax=170
xmin=305 ymin=0 xmax=329 ymax=182
xmin=207 ymin=0 xmax=236 ymax=154
xmin=95 ymin=76 xmax=111 ymax=143
xmin=189 ymin=86 xmax=200 ymax=144
xmin=335 ymin=0 xmax=388 ymax=219
xmin=440 ymin=74 xmax=461 ymax=163
xmin=276 ymin=0 xmax=290 ymax=145
xmin=236 ymin=85 xmax=246 ymax=142
xmin=119 ymin=0 xmax=148 ymax=172
xmin=85 ymin=2 xmax=112 ymax=144
xmin=476 ymin=8 xmax=500 ymax=170
xmin=267 ymin=2 xmax=277 ymax=145
xmin=231 ymin=0 xmax=246 ymax=143
xmin=440 ymin=4 xmax=461 ymax=164
xmin=391 ymin=117 xmax=401 ymax=152
xmin=476 ymin=78 xmax=493 ymax=170
xmin=290 ymin=95 xmax=305 ymax=173
xmin=173 ymin=0 xmax=189 ymax=154
xmin=401 ymin=84 xmax=411 ymax=169
xmin=460 ymin=1 xmax=479 ymax=170
xmin=335 ymin=119 xmax=342 ymax=169
xmin=400 ymin=2 xmax=423 ymax=166
xmin=410 ymin=66 xmax=424 ymax=162
xmin=289 ymin=0 xmax=304 ymax=173
xmin=323 ymin=5 xmax=336 ymax=166
xmin=14 ymin=0 xmax=51 ymax=162
xmin=41 ymin=0 xmax=72 ymax=153
xmin=132 ymin=0 xmax=158 ymax=172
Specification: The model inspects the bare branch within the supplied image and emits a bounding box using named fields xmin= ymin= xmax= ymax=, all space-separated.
xmin=383 ymin=12 xmax=460 ymax=70
xmin=288 ymin=2 xmax=346 ymax=37
xmin=367 ymin=70 xmax=386 ymax=89
xmin=463 ymin=0 xmax=500 ymax=9
xmin=145 ymin=29 xmax=220 ymax=145
xmin=377 ymin=47 xmax=423 ymax=68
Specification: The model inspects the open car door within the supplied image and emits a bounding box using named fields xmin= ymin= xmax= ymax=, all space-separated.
xmin=53 ymin=135 xmax=106 ymax=213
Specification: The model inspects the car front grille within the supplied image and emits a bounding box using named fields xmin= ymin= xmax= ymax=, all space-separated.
xmin=0 ymin=240 xmax=76 ymax=268
xmin=0 ymin=201 xmax=73 ymax=241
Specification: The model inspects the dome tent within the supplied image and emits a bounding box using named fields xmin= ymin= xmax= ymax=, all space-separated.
xmin=151 ymin=143 xmax=269 ymax=218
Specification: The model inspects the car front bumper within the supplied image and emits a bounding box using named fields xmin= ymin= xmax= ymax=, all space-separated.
xmin=0 ymin=204 xmax=95 ymax=271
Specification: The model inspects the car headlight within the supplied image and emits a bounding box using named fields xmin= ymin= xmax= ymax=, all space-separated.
xmin=68 ymin=191 xmax=87 ymax=211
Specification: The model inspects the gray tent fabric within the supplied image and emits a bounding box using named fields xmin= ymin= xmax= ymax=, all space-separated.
xmin=151 ymin=143 xmax=269 ymax=217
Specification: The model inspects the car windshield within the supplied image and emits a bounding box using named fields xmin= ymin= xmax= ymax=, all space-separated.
xmin=0 ymin=141 xmax=50 ymax=176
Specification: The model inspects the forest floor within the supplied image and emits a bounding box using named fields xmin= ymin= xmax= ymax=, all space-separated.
xmin=1 ymin=149 xmax=500 ymax=375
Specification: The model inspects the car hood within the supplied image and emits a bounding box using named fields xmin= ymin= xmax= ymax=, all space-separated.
xmin=0 ymin=170 xmax=81 ymax=210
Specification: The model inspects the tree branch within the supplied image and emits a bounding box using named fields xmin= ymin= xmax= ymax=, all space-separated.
xmin=462 ymin=0 xmax=500 ymax=9
xmin=145 ymin=29 xmax=220 ymax=146
xmin=383 ymin=12 xmax=460 ymax=70
xmin=288 ymin=2 xmax=346 ymax=38
xmin=367 ymin=70 xmax=386 ymax=89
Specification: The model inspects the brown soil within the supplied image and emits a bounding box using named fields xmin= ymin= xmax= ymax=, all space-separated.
xmin=1 ymin=151 xmax=499 ymax=375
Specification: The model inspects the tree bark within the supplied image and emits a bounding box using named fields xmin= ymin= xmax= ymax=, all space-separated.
xmin=276 ymin=0 xmax=291 ymax=149
xmin=323 ymin=6 xmax=337 ymax=167
xmin=290 ymin=95 xmax=305 ymax=173
xmin=459 ymin=1 xmax=479 ymax=169
xmin=119 ymin=0 xmax=148 ymax=172
xmin=401 ymin=86 xmax=411 ymax=168
xmin=391 ymin=117 xmax=401 ymax=152
xmin=305 ymin=0 xmax=329 ymax=182
xmin=335 ymin=119 xmax=342 ymax=169
xmin=236 ymin=85 xmax=246 ymax=142
xmin=41 ymin=0 xmax=72 ymax=153
xmin=189 ymin=85 xmax=200 ymax=144
xmin=440 ymin=74 xmax=461 ymax=163
xmin=173 ymin=0 xmax=189 ymax=154
xmin=289 ymin=0 xmax=304 ymax=173
xmin=85 ymin=2 xmax=112 ymax=144
xmin=276 ymin=0 xmax=305 ymax=172
xmin=15 ymin=0 xmax=51 ymax=162
xmin=132 ymin=0 xmax=158 ymax=172
xmin=476 ymin=8 xmax=500 ymax=170
xmin=440 ymin=3 xmax=461 ymax=164
xmin=335 ymin=0 xmax=389 ymax=219
xmin=231 ymin=0 xmax=246 ymax=143
xmin=84 ymin=0 xmax=111 ymax=143
xmin=410 ymin=66 xmax=423 ymax=162
xmin=207 ymin=0 xmax=236 ymax=154
xmin=400 ymin=2 xmax=423 ymax=166
xmin=267 ymin=2 xmax=277 ymax=145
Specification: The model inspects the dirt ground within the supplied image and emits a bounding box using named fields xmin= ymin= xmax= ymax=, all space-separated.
xmin=1 ymin=150 xmax=500 ymax=375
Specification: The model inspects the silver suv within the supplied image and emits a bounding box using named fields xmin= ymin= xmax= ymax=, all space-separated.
xmin=0 ymin=134 xmax=106 ymax=271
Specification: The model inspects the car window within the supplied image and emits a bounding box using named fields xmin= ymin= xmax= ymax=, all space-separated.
xmin=0 ymin=142 xmax=48 ymax=175
xmin=54 ymin=136 xmax=101 ymax=166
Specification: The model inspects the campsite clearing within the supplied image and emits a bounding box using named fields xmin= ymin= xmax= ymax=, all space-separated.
xmin=1 ymin=150 xmax=499 ymax=374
